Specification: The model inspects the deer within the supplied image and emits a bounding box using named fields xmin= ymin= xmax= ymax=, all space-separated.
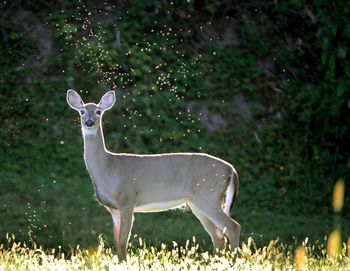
xmin=66 ymin=89 xmax=241 ymax=261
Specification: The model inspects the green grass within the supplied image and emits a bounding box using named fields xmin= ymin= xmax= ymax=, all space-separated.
xmin=1 ymin=235 xmax=349 ymax=270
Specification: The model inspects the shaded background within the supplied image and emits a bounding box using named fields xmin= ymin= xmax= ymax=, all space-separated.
xmin=0 ymin=0 xmax=349 ymax=250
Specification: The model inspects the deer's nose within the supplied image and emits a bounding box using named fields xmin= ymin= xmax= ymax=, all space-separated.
xmin=85 ymin=119 xmax=94 ymax=127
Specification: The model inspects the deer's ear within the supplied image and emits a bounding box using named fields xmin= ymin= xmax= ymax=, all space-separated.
xmin=67 ymin=89 xmax=83 ymax=110
xmin=99 ymin=91 xmax=115 ymax=111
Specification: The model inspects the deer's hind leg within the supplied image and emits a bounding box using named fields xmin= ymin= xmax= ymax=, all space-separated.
xmin=189 ymin=202 xmax=225 ymax=252
xmin=190 ymin=200 xmax=240 ymax=250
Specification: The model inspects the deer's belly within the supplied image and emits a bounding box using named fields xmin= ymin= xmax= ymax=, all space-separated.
xmin=134 ymin=199 xmax=187 ymax=213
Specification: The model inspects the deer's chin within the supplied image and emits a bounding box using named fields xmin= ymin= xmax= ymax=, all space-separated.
xmin=82 ymin=126 xmax=98 ymax=136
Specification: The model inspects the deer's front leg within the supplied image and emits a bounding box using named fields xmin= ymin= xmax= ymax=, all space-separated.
xmin=109 ymin=208 xmax=121 ymax=251
xmin=116 ymin=207 xmax=134 ymax=261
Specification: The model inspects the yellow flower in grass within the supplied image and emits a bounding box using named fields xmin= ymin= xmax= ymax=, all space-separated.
xmin=332 ymin=178 xmax=345 ymax=213
xmin=327 ymin=230 xmax=341 ymax=257
xmin=295 ymin=246 xmax=306 ymax=271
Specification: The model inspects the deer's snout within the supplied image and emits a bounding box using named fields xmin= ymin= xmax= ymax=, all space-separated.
xmin=85 ymin=119 xmax=95 ymax=127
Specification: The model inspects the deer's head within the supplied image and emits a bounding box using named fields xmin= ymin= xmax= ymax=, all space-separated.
xmin=66 ymin=90 xmax=115 ymax=135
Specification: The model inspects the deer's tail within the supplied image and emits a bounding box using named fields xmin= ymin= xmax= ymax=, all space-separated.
xmin=224 ymin=167 xmax=239 ymax=215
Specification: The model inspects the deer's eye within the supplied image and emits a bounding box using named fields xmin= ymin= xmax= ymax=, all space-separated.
xmin=80 ymin=110 xmax=85 ymax=115
xmin=95 ymin=109 xmax=102 ymax=115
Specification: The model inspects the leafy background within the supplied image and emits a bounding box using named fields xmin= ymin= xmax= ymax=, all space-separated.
xmin=0 ymin=0 xmax=349 ymax=250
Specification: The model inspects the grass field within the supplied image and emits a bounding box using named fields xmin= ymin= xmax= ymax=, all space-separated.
xmin=1 ymin=235 xmax=349 ymax=271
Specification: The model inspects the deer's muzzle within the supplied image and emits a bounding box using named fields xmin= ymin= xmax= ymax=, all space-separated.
xmin=85 ymin=119 xmax=94 ymax=127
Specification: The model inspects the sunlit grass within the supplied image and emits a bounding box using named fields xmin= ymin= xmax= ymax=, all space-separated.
xmin=1 ymin=235 xmax=350 ymax=270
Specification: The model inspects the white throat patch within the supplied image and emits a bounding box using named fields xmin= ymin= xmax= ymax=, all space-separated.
xmin=82 ymin=126 xmax=98 ymax=137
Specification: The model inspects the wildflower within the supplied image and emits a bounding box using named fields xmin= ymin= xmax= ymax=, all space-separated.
xmin=295 ymin=246 xmax=306 ymax=271
xmin=332 ymin=178 xmax=345 ymax=213
xmin=327 ymin=230 xmax=341 ymax=257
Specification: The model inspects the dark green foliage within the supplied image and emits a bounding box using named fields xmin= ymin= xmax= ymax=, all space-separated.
xmin=0 ymin=0 xmax=349 ymax=250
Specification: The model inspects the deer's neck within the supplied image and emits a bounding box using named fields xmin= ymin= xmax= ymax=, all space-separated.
xmin=83 ymin=126 xmax=109 ymax=178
